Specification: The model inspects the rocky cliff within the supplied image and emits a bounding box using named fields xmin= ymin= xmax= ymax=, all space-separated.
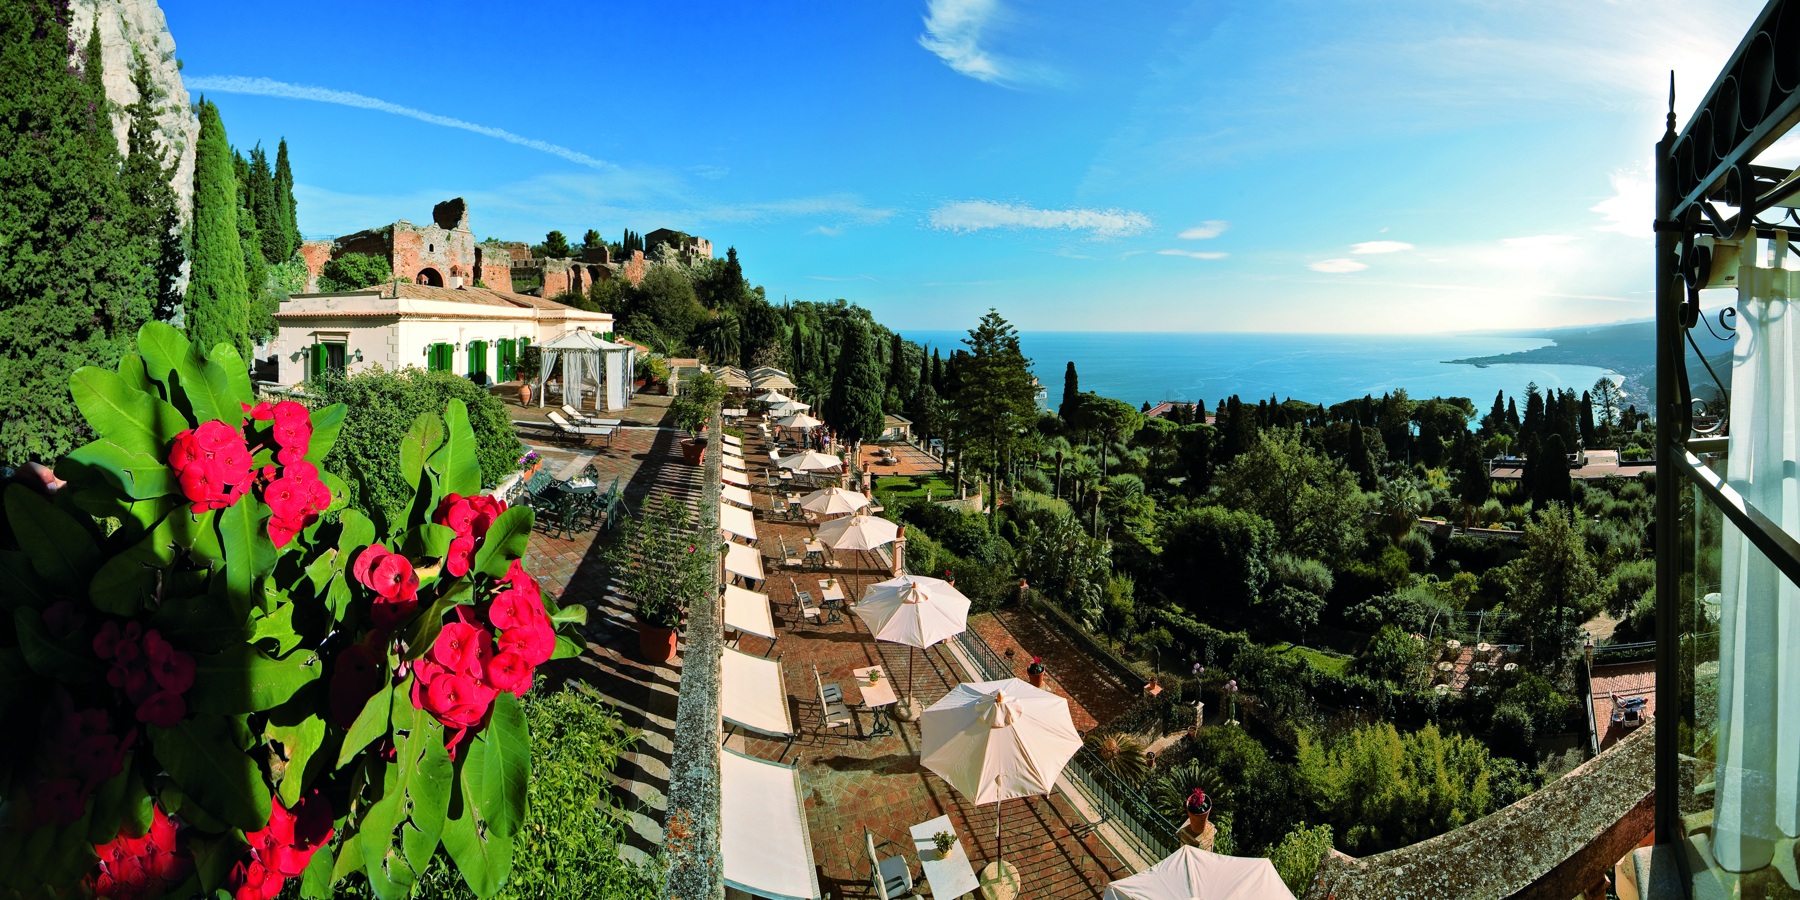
xmin=67 ymin=0 xmax=197 ymax=223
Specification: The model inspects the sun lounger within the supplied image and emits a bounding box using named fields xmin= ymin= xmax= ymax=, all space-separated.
xmin=546 ymin=411 xmax=616 ymax=447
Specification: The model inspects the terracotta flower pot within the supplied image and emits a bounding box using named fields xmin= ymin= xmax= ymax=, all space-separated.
xmin=638 ymin=623 xmax=678 ymax=663
xmin=680 ymin=438 xmax=706 ymax=465
xmin=1026 ymin=669 xmax=1045 ymax=688
xmin=1187 ymin=808 xmax=1211 ymax=833
xmin=519 ymin=382 xmax=533 ymax=406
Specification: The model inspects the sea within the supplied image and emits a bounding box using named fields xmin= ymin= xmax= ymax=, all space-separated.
xmin=898 ymin=331 xmax=1619 ymax=411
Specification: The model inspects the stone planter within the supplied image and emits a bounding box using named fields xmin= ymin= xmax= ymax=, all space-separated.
xmin=638 ymin=623 xmax=678 ymax=663
xmin=680 ymin=438 xmax=706 ymax=466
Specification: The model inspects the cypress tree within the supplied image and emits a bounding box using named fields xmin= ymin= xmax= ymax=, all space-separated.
xmin=1506 ymin=397 xmax=1520 ymax=433
xmin=1060 ymin=360 xmax=1079 ymax=419
xmin=273 ymin=138 xmax=298 ymax=260
xmin=234 ymin=152 xmax=272 ymax=341
xmin=1579 ymin=391 xmax=1597 ymax=449
xmin=187 ymin=98 xmax=250 ymax=358
xmin=1534 ymin=433 xmax=1573 ymax=509
xmin=917 ymin=349 xmax=931 ymax=402
xmin=887 ymin=332 xmax=908 ymax=400
xmin=121 ymin=50 xmax=185 ymax=323
xmin=245 ymin=145 xmax=279 ymax=262
xmin=931 ymin=347 xmax=943 ymax=393
xmin=824 ymin=319 xmax=884 ymax=443
xmin=0 ymin=1 xmax=152 ymax=463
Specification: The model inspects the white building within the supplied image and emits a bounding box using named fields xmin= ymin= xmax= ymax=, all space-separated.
xmin=268 ymin=282 xmax=613 ymax=387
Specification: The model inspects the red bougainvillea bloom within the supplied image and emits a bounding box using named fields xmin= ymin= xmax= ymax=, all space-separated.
xmin=269 ymin=401 xmax=312 ymax=452
xmin=328 ymin=640 xmax=385 ymax=728
xmin=168 ymin=419 xmax=255 ymax=512
xmin=91 ymin=804 xmax=188 ymax=900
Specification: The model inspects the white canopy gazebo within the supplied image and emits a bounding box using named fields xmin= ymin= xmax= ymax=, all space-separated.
xmin=535 ymin=329 xmax=635 ymax=411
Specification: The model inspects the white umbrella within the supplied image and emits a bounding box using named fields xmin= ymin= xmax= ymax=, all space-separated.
xmin=853 ymin=574 xmax=970 ymax=720
xmin=771 ymin=399 xmax=812 ymax=414
xmin=815 ymin=512 xmax=898 ymax=551
xmin=777 ymin=448 xmax=839 ymax=472
xmin=753 ymin=372 xmax=796 ymax=391
xmin=775 ymin=412 xmax=824 ymax=430
xmin=920 ymin=679 xmax=1082 ymax=891
xmin=753 ymin=389 xmax=790 ymax=404
xmin=1102 ymin=847 xmax=1296 ymax=900
xmin=798 ymin=486 xmax=869 ymax=517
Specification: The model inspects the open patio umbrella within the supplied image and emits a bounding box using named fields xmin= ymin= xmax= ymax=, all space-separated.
xmin=798 ymin=486 xmax=869 ymax=517
xmin=921 ymin=679 xmax=1082 ymax=893
xmin=776 ymin=448 xmax=839 ymax=472
xmin=815 ymin=511 xmax=898 ymax=597
xmin=770 ymin=398 xmax=812 ymax=414
xmin=852 ymin=574 xmax=969 ymax=721
xmin=752 ymin=389 xmax=790 ymax=404
xmin=775 ymin=412 xmax=824 ymax=431
xmin=1102 ymin=847 xmax=1295 ymax=900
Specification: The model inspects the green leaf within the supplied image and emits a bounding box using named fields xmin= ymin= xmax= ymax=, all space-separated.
xmin=337 ymin=680 xmax=395 ymax=769
xmin=305 ymin=404 xmax=348 ymax=464
xmin=68 ymin=366 xmax=185 ymax=457
xmin=320 ymin=471 xmax=350 ymax=515
xmin=137 ymin=321 xmax=192 ymax=389
xmin=340 ymin=509 xmax=376 ymax=552
xmin=15 ymin=608 xmax=102 ymax=682
xmin=268 ymin=712 xmax=327 ymax=807
xmin=250 ymin=603 xmax=301 ymax=656
xmin=472 ymin=506 xmax=533 ymax=579
xmin=219 ymin=498 xmax=275 ymax=610
xmin=188 ymin=645 xmax=323 ymax=715
xmin=404 ymin=523 xmax=459 ymax=561
xmin=300 ymin=836 xmax=337 ymax=899
xmin=150 ymin=586 xmax=251 ymax=654
xmin=397 ymin=705 xmax=453 ymax=874
xmin=399 ymin=413 xmax=445 ymax=494
xmin=5 ymin=484 xmax=100 ymax=592
xmin=150 ymin=716 xmax=273 ymax=832
xmin=466 ymin=692 xmax=528 ymax=840
xmin=0 ymin=552 xmax=51 ymax=610
xmin=329 ymin=826 xmax=365 ymax=885
xmin=429 ymin=399 xmax=482 ymax=497
xmin=63 ymin=439 xmax=176 ymax=500
xmin=360 ymin=759 xmax=415 ymax=899
xmin=117 ymin=352 xmax=152 ymax=394
xmin=548 ymin=604 xmax=586 ymax=627
xmin=205 ymin=343 xmax=255 ymax=412
xmin=178 ymin=340 xmax=239 ymax=425
xmin=550 ymin=634 xmax=582 ymax=660
xmin=440 ymin=757 xmax=515 ymax=899
xmin=85 ymin=758 xmax=148 ymax=845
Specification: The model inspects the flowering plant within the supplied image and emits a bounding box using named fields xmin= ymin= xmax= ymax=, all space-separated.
xmin=0 ymin=323 xmax=582 ymax=898
xmin=1186 ymin=787 xmax=1212 ymax=815
xmin=609 ymin=497 xmax=716 ymax=630
xmin=1026 ymin=656 xmax=1046 ymax=675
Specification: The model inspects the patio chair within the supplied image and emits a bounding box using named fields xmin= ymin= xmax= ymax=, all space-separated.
xmin=865 ymin=830 xmax=916 ymax=900
xmin=792 ymin=578 xmax=820 ymax=625
xmin=771 ymin=495 xmax=789 ymax=518
xmin=546 ymin=412 xmax=616 ymax=448
xmin=766 ymin=470 xmax=782 ymax=489
xmin=814 ymin=665 xmax=855 ymax=733
xmin=560 ymin=404 xmax=601 ymax=427
xmin=779 ymin=535 xmax=803 ymax=569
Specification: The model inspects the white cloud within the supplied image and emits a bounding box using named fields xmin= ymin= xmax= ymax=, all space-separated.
xmin=928 ymin=200 xmax=1151 ymax=237
xmin=1309 ymin=258 xmax=1368 ymax=273
xmin=188 ymin=75 xmax=614 ymax=171
xmin=1351 ymin=240 xmax=1413 ymax=254
xmin=1590 ymin=168 xmax=1652 ymax=239
xmin=919 ymin=0 xmax=1005 ymax=83
xmin=1158 ymin=249 xmax=1228 ymax=259
xmin=1178 ymin=220 xmax=1229 ymax=240
xmin=1501 ymin=234 xmax=1580 ymax=249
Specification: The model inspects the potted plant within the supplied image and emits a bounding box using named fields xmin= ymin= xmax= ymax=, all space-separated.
xmin=671 ymin=371 xmax=726 ymax=465
xmin=1026 ymin=655 xmax=1046 ymax=688
xmin=1185 ymin=788 xmax=1213 ymax=834
xmin=610 ymin=497 xmax=715 ymax=663
xmin=868 ymin=668 xmax=882 ymax=684
xmin=932 ymin=830 xmax=957 ymax=858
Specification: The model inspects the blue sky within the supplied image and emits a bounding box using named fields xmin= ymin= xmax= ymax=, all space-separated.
xmin=166 ymin=0 xmax=1766 ymax=333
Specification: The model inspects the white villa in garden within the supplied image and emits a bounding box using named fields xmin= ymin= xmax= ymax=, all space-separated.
xmin=268 ymin=281 xmax=613 ymax=387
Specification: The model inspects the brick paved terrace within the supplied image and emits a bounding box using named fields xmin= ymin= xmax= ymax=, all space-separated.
xmin=514 ymin=402 xmax=1147 ymax=894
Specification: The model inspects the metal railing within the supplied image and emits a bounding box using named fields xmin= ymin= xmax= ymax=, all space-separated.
xmin=950 ymin=629 xmax=1180 ymax=862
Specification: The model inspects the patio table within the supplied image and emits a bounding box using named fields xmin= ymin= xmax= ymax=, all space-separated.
xmin=853 ymin=665 xmax=897 ymax=738
xmin=817 ymin=579 xmax=845 ymax=605
xmin=804 ymin=538 xmax=827 ymax=569
xmin=910 ymin=815 xmax=979 ymax=899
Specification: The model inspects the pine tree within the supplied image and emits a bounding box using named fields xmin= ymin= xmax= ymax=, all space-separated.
xmin=0 ymin=1 xmax=152 ymax=463
xmin=1061 ymin=360 xmax=1079 ymax=419
xmin=950 ymin=311 xmax=1037 ymax=531
xmin=120 ymin=50 xmax=185 ymax=323
xmin=273 ymin=138 xmax=298 ymax=260
xmin=187 ymin=98 xmax=251 ymax=358
xmin=825 ymin=319 xmax=885 ymax=444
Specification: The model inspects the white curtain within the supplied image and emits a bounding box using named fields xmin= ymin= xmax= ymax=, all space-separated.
xmin=537 ymin=349 xmax=556 ymax=408
xmin=566 ymin=351 xmax=586 ymax=411
xmin=1713 ymin=236 xmax=1800 ymax=872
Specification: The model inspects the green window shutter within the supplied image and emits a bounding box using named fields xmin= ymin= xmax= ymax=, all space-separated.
xmin=309 ymin=343 xmax=324 ymax=381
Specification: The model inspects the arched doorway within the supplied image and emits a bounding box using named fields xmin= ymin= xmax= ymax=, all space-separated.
xmin=415 ymin=267 xmax=444 ymax=287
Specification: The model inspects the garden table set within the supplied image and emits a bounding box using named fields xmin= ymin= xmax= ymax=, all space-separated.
xmin=507 ymin=464 xmax=626 ymax=539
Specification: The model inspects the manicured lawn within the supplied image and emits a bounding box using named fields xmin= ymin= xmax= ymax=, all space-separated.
xmin=1275 ymin=642 xmax=1354 ymax=676
xmin=874 ymin=473 xmax=957 ymax=501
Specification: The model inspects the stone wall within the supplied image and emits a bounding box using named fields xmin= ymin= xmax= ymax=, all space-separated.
xmin=298 ymin=240 xmax=333 ymax=292
xmin=619 ymin=250 xmax=647 ymax=287
xmin=389 ymin=221 xmax=474 ymax=286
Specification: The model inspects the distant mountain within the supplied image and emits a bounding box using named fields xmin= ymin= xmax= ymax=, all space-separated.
xmin=1445 ymin=317 xmax=1737 ymax=407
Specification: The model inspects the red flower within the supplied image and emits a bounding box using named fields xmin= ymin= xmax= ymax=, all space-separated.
xmin=143 ymin=631 xmax=195 ymax=694
xmin=31 ymin=777 xmax=85 ymax=826
xmin=135 ymin=689 xmax=186 ymax=728
xmin=498 ymin=618 xmax=556 ymax=667
xmin=435 ymin=493 xmax=477 ymax=535
xmin=269 ymin=401 xmax=312 ymax=452
xmin=168 ymin=420 xmax=254 ymax=512
xmin=428 ymin=622 xmax=493 ymax=680
xmin=246 ymin=401 xmax=276 ymax=421
xmin=444 ymin=534 xmax=475 ymax=578
xmin=229 ymin=792 xmax=334 ymax=899
xmin=487 ymin=586 xmax=533 ymax=632
xmin=92 ymin=804 xmax=189 ymax=900
xmin=466 ymin=495 xmax=505 ymax=539
xmin=486 ymin=650 xmax=533 ymax=697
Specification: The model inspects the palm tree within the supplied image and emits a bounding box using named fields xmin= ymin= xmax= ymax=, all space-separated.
xmin=1084 ymin=731 xmax=1151 ymax=784
xmin=1049 ymin=437 xmax=1072 ymax=500
xmin=697 ymin=310 xmax=740 ymax=365
xmin=1378 ymin=477 xmax=1425 ymax=544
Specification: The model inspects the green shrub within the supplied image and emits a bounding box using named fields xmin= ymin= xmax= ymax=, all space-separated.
xmin=1268 ymin=824 xmax=1334 ymax=894
xmin=318 ymin=252 xmax=391 ymax=291
xmin=311 ymin=367 xmax=525 ymax=527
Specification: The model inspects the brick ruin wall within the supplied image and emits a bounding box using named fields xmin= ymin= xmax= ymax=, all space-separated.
xmin=389 ymin=222 xmax=475 ymax=286
xmin=619 ymin=250 xmax=646 ymax=286
xmin=298 ymin=240 xmax=333 ymax=292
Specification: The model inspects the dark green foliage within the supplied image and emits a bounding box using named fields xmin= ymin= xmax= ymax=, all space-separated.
xmin=580 ymin=228 xmax=604 ymax=256
xmin=824 ymin=318 xmax=885 ymax=443
xmin=1061 ymin=360 xmax=1079 ymax=418
xmin=309 ymin=368 xmax=525 ymax=527
xmin=950 ymin=311 xmax=1038 ymax=529
xmin=1531 ymin=433 xmax=1573 ymax=509
xmin=1504 ymin=504 xmax=1600 ymax=665
xmin=272 ymin=139 xmax=298 ymax=261
xmin=535 ymin=229 xmax=571 ymax=258
xmin=1161 ymin=505 xmax=1275 ymax=615
xmin=318 ymin=252 xmax=392 ymax=292
xmin=233 ymin=150 xmax=273 ymax=341
xmin=1359 ymin=624 xmax=1423 ymax=682
xmin=120 ymin=51 xmax=185 ymax=323
xmin=1269 ymin=824 xmax=1335 ymax=894
xmin=1295 ymin=722 xmax=1500 ymax=855
xmin=1213 ymin=429 xmax=1367 ymax=564
xmin=187 ymin=99 xmax=250 ymax=358
xmin=620 ymin=265 xmax=704 ymax=349
xmin=0 ymin=0 xmax=152 ymax=463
